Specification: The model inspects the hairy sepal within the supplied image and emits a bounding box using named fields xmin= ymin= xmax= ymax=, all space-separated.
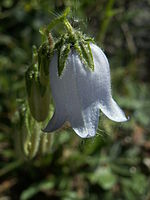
xmin=58 ymin=43 xmax=71 ymax=76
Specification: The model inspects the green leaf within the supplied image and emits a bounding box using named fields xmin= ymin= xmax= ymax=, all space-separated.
xmin=20 ymin=180 xmax=55 ymax=200
xmin=131 ymin=173 xmax=147 ymax=194
xmin=0 ymin=160 xmax=22 ymax=177
xmin=89 ymin=166 xmax=117 ymax=190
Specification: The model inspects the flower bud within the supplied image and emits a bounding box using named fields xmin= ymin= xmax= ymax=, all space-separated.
xmin=38 ymin=41 xmax=53 ymax=86
xmin=25 ymin=46 xmax=50 ymax=122
xmin=20 ymin=105 xmax=41 ymax=159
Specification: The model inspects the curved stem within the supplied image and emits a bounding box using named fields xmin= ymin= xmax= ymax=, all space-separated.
xmin=43 ymin=7 xmax=71 ymax=37
xmin=97 ymin=0 xmax=116 ymax=44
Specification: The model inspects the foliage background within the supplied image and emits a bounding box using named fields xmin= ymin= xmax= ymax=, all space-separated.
xmin=0 ymin=0 xmax=150 ymax=199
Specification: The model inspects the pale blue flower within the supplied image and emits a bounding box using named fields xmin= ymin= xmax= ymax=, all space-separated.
xmin=44 ymin=43 xmax=128 ymax=138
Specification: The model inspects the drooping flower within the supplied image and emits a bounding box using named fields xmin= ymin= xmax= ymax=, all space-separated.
xmin=44 ymin=42 xmax=128 ymax=138
xmin=28 ymin=8 xmax=128 ymax=138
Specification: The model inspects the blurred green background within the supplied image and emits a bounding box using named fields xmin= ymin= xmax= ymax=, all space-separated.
xmin=0 ymin=0 xmax=150 ymax=199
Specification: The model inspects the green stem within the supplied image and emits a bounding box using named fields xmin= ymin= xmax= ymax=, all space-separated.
xmin=41 ymin=7 xmax=71 ymax=38
xmin=97 ymin=0 xmax=116 ymax=44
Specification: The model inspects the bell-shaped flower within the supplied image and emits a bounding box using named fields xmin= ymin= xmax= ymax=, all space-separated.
xmin=44 ymin=43 xmax=128 ymax=138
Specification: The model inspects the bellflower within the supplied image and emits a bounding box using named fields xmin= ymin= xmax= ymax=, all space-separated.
xmin=44 ymin=43 xmax=127 ymax=138
xmin=42 ymin=9 xmax=128 ymax=138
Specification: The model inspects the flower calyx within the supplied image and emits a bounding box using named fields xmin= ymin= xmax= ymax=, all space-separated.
xmin=39 ymin=7 xmax=95 ymax=77
xmin=54 ymin=29 xmax=95 ymax=77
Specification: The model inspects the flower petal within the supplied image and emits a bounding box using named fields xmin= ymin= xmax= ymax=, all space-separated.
xmin=72 ymin=43 xmax=127 ymax=122
xmin=44 ymin=43 xmax=127 ymax=137
xmin=90 ymin=43 xmax=128 ymax=122
xmin=63 ymin=51 xmax=99 ymax=138
xmin=43 ymin=53 xmax=67 ymax=132
xmin=43 ymin=106 xmax=66 ymax=132
xmin=71 ymin=104 xmax=100 ymax=138
xmin=99 ymin=98 xmax=128 ymax=122
xmin=44 ymin=51 xmax=100 ymax=137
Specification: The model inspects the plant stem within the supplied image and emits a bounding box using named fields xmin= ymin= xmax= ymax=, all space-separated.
xmin=97 ymin=0 xmax=116 ymax=44
xmin=45 ymin=7 xmax=71 ymax=37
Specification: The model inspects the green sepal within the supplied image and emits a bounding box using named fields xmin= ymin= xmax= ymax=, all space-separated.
xmin=54 ymin=33 xmax=69 ymax=50
xmin=87 ymin=42 xmax=94 ymax=71
xmin=53 ymin=22 xmax=96 ymax=74
xmin=74 ymin=42 xmax=85 ymax=64
xmin=58 ymin=43 xmax=71 ymax=76
xmin=74 ymin=41 xmax=90 ymax=69
xmin=79 ymin=42 xmax=94 ymax=71
xmin=84 ymin=37 xmax=95 ymax=44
